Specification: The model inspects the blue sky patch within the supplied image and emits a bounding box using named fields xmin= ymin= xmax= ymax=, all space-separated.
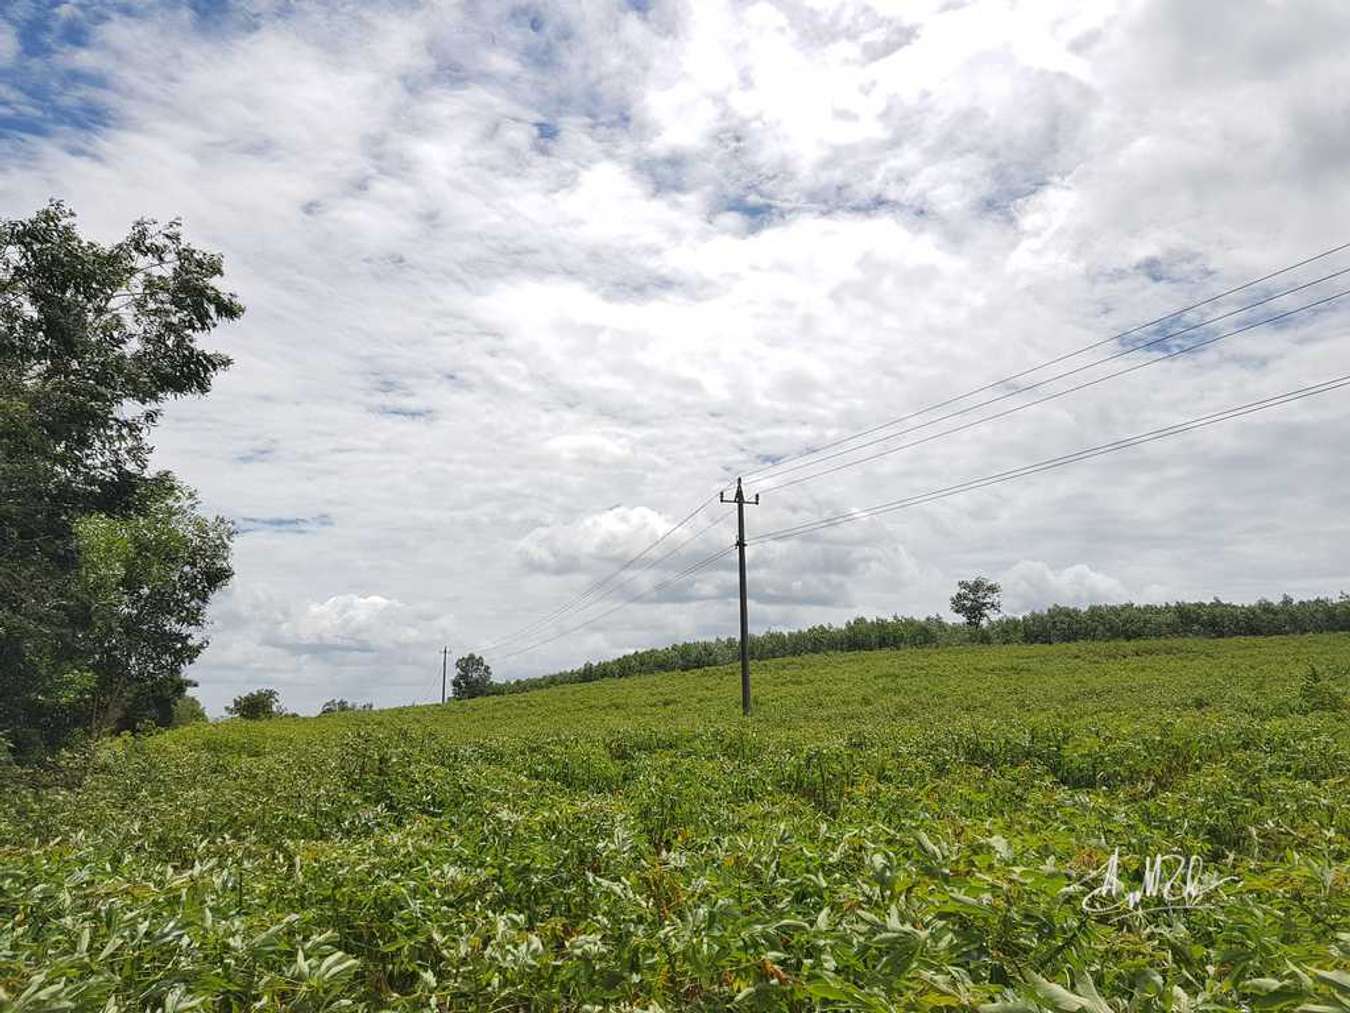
xmin=1132 ymin=253 xmax=1214 ymax=287
xmin=236 ymin=513 xmax=335 ymax=535
xmin=639 ymin=154 xmax=690 ymax=194
xmin=376 ymin=405 xmax=435 ymax=420
xmin=234 ymin=445 xmax=276 ymax=464
xmin=0 ymin=0 xmax=114 ymax=142
xmin=0 ymin=0 xmax=255 ymax=141
xmin=977 ymin=177 xmax=1050 ymax=220
xmin=723 ymin=194 xmax=777 ymax=230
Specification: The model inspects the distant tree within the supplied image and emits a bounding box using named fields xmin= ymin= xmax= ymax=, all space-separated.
xmin=320 ymin=698 xmax=373 ymax=715
xmin=171 ymin=695 xmax=209 ymax=727
xmin=950 ymin=577 xmax=1002 ymax=628
xmin=452 ymin=654 xmax=493 ymax=699
xmin=226 ymin=688 xmax=283 ymax=720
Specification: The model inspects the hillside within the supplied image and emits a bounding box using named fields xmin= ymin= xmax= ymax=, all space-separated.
xmin=3 ymin=635 xmax=1349 ymax=1009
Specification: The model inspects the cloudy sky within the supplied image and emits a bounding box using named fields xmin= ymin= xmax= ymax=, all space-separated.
xmin=3 ymin=0 xmax=1348 ymax=715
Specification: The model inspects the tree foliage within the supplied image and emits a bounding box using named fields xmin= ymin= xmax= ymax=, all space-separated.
xmin=452 ymin=654 xmax=493 ymax=699
xmin=225 ymin=689 xmax=283 ymax=721
xmin=0 ymin=201 xmax=242 ymax=758
xmin=170 ymin=695 xmax=208 ymax=727
xmin=950 ymin=577 xmax=1002 ymax=628
xmin=74 ymin=478 xmax=233 ymax=732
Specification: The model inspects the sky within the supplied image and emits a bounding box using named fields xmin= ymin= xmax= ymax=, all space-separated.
xmin=2 ymin=0 xmax=1348 ymax=716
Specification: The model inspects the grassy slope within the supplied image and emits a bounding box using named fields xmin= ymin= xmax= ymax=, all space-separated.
xmin=191 ymin=633 xmax=1348 ymax=742
xmin=2 ymin=635 xmax=1349 ymax=1010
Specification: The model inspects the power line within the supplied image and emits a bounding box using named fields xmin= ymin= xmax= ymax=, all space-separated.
xmin=472 ymin=242 xmax=1350 ymax=676
xmin=483 ymin=493 xmax=718 ymax=648
xmin=737 ymin=241 xmax=1350 ymax=483
xmin=488 ymin=372 xmax=1349 ymax=673
xmin=755 ymin=270 xmax=1350 ymax=491
xmin=752 ymin=374 xmax=1350 ymax=545
xmin=756 ymin=286 xmax=1350 ymax=495
xmin=478 ymin=491 xmax=721 ymax=652
xmin=482 ymin=508 xmax=729 ymax=655
xmin=490 ymin=523 xmax=730 ymax=660
xmin=495 ymin=543 xmax=736 ymax=661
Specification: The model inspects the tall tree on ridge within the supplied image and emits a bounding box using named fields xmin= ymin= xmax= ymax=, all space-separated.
xmin=0 ymin=201 xmax=243 ymax=757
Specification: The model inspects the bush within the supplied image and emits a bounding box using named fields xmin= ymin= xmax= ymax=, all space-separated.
xmin=1298 ymin=665 xmax=1346 ymax=713
xmin=320 ymin=699 xmax=373 ymax=715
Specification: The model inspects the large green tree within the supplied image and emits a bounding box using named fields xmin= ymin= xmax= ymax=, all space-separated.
xmin=0 ymin=201 xmax=243 ymax=757
xmin=452 ymin=654 xmax=493 ymax=699
xmin=950 ymin=577 xmax=1002 ymax=628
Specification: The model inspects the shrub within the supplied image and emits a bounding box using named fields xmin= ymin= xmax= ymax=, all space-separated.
xmin=1298 ymin=665 xmax=1346 ymax=713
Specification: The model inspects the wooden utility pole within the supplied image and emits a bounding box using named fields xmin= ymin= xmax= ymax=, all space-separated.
xmin=441 ymin=646 xmax=449 ymax=704
xmin=720 ymin=477 xmax=759 ymax=715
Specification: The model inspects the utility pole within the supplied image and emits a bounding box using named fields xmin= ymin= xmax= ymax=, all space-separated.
xmin=441 ymin=645 xmax=449 ymax=704
xmin=720 ymin=477 xmax=759 ymax=716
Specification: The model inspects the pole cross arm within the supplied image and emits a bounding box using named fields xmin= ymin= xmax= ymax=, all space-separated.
xmin=720 ymin=476 xmax=761 ymax=506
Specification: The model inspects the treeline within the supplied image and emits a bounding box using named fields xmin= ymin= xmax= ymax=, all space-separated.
xmin=492 ymin=595 xmax=1350 ymax=695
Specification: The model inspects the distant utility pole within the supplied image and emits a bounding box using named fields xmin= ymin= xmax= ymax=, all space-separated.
xmin=721 ymin=477 xmax=759 ymax=716
xmin=441 ymin=645 xmax=449 ymax=704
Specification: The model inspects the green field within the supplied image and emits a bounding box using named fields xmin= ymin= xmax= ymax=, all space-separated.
xmin=3 ymin=636 xmax=1349 ymax=1010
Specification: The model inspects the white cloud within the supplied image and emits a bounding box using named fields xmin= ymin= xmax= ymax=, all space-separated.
xmin=543 ymin=432 xmax=633 ymax=463
xmin=519 ymin=506 xmax=683 ymax=574
xmin=198 ymin=587 xmax=448 ymax=714
xmin=276 ymin=594 xmax=424 ymax=651
xmin=0 ymin=24 xmax=18 ymax=65
xmin=2 ymin=0 xmax=1348 ymax=714
xmin=998 ymin=560 xmax=1133 ymax=614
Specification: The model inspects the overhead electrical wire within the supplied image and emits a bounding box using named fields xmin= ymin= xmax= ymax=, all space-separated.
xmin=751 ymin=374 xmax=1350 ymax=545
xmin=511 ymin=245 xmax=1347 ymax=645
xmin=468 ymin=241 xmax=1349 ymax=675
xmin=482 ymin=508 xmax=729 ymax=655
xmin=737 ymin=240 xmax=1350 ymax=484
xmin=495 ymin=544 xmax=736 ymax=661
xmin=478 ymin=491 xmax=722 ymax=652
xmin=753 ymin=271 xmax=1350 ymax=492
xmin=486 ymin=371 xmax=1350 ymax=668
xmin=756 ymin=285 xmax=1350 ymax=494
